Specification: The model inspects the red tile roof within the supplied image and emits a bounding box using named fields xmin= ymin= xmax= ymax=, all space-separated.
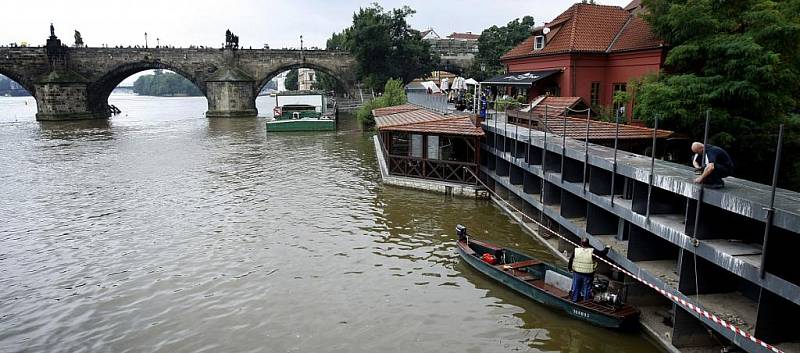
xmin=447 ymin=32 xmax=480 ymax=41
xmin=372 ymin=103 xmax=421 ymax=117
xmin=609 ymin=16 xmax=663 ymax=52
xmin=501 ymin=3 xmax=662 ymax=60
xmin=528 ymin=96 xmax=584 ymax=118
xmin=375 ymin=108 xmax=484 ymax=136
xmin=508 ymin=100 xmax=673 ymax=141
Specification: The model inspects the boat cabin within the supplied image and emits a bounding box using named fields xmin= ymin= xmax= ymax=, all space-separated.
xmin=273 ymin=104 xmax=320 ymax=120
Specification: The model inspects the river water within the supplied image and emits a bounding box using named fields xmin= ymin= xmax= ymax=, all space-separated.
xmin=0 ymin=95 xmax=660 ymax=353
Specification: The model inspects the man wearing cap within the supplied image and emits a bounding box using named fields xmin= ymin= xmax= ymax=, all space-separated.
xmin=568 ymin=238 xmax=610 ymax=302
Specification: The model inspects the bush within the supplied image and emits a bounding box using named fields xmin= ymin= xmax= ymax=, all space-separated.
xmin=357 ymin=78 xmax=407 ymax=128
xmin=494 ymin=96 xmax=524 ymax=112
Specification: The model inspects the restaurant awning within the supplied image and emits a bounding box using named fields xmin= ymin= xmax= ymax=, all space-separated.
xmin=481 ymin=70 xmax=561 ymax=86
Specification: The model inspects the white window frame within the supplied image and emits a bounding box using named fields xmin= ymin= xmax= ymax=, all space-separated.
xmin=534 ymin=35 xmax=545 ymax=50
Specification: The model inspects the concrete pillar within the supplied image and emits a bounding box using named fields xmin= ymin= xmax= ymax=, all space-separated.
xmin=34 ymin=71 xmax=97 ymax=121
xmin=205 ymin=67 xmax=257 ymax=118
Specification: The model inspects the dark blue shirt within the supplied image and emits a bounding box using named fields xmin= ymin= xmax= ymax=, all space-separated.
xmin=704 ymin=144 xmax=734 ymax=169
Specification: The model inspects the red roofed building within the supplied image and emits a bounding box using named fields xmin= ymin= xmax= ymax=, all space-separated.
xmin=498 ymin=1 xmax=665 ymax=123
xmin=446 ymin=32 xmax=481 ymax=41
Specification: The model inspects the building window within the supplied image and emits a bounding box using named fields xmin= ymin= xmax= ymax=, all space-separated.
xmin=590 ymin=82 xmax=600 ymax=106
xmin=534 ymin=36 xmax=545 ymax=50
xmin=426 ymin=135 xmax=440 ymax=160
xmin=411 ymin=134 xmax=424 ymax=158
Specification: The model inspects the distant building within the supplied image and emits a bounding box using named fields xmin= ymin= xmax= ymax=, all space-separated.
xmin=420 ymin=28 xmax=441 ymax=41
xmin=420 ymin=28 xmax=480 ymax=73
xmin=298 ymin=68 xmax=316 ymax=91
xmin=497 ymin=1 xmax=665 ymax=123
xmin=273 ymin=71 xmax=289 ymax=92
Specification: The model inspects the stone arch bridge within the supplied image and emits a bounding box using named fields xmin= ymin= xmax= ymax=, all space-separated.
xmin=0 ymin=37 xmax=357 ymax=120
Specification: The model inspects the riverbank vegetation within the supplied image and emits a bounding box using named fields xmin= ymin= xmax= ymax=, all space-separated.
xmin=133 ymin=71 xmax=202 ymax=97
xmin=327 ymin=4 xmax=437 ymax=91
xmin=284 ymin=69 xmax=299 ymax=91
xmin=356 ymin=78 xmax=406 ymax=128
xmin=636 ymin=0 xmax=800 ymax=188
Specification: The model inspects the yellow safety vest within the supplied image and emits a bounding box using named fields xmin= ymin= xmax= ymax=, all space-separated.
xmin=572 ymin=247 xmax=596 ymax=274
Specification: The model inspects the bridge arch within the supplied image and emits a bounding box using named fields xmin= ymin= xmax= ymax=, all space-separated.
xmin=256 ymin=62 xmax=356 ymax=98
xmin=0 ymin=68 xmax=36 ymax=96
xmin=88 ymin=61 xmax=206 ymax=116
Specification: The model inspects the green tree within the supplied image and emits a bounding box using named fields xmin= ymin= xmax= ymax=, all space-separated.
xmin=636 ymin=0 xmax=800 ymax=188
xmin=326 ymin=31 xmax=349 ymax=51
xmin=466 ymin=16 xmax=536 ymax=80
xmin=313 ymin=70 xmax=345 ymax=94
xmin=328 ymin=4 xmax=437 ymax=91
xmin=132 ymin=71 xmax=202 ymax=97
xmin=284 ymin=69 xmax=299 ymax=91
xmin=356 ymin=78 xmax=407 ymax=128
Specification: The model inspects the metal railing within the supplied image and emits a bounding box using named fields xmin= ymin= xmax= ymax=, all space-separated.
xmin=407 ymin=92 xmax=450 ymax=114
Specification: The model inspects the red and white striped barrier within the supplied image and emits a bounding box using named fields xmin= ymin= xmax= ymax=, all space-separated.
xmin=475 ymin=173 xmax=783 ymax=353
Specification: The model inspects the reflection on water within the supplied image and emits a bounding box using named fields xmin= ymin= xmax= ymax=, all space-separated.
xmin=0 ymin=95 xmax=659 ymax=352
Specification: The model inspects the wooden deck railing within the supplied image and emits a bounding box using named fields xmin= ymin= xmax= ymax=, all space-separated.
xmin=378 ymin=135 xmax=478 ymax=184
xmin=386 ymin=154 xmax=478 ymax=184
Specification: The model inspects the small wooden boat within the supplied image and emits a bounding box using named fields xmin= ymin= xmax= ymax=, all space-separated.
xmin=455 ymin=226 xmax=639 ymax=329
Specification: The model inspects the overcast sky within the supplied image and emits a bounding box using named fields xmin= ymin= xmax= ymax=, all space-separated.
xmin=4 ymin=0 xmax=631 ymax=49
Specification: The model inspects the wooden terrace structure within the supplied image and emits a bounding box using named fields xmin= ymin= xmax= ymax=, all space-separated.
xmin=374 ymin=105 xmax=484 ymax=185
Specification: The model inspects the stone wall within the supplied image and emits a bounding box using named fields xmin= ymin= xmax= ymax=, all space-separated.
xmin=34 ymin=82 xmax=93 ymax=120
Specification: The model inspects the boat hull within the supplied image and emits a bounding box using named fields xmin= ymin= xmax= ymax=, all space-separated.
xmin=265 ymin=119 xmax=336 ymax=132
xmin=457 ymin=241 xmax=638 ymax=329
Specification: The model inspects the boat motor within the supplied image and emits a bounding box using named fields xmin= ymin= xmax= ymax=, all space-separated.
xmin=456 ymin=224 xmax=468 ymax=241
xmin=592 ymin=278 xmax=624 ymax=308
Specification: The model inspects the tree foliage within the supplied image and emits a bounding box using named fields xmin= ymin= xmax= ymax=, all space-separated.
xmin=327 ymin=4 xmax=437 ymax=90
xmin=313 ymin=70 xmax=345 ymax=94
xmin=356 ymin=78 xmax=407 ymax=128
xmin=132 ymin=71 xmax=202 ymax=97
xmin=466 ymin=16 xmax=536 ymax=80
xmin=637 ymin=0 xmax=800 ymax=188
xmin=284 ymin=69 xmax=299 ymax=91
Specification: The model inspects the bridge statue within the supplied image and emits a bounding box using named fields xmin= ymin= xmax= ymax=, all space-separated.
xmin=74 ymin=30 xmax=83 ymax=47
xmin=225 ymin=29 xmax=239 ymax=49
xmin=50 ymin=23 xmax=55 ymax=38
xmin=0 ymin=28 xmax=358 ymax=120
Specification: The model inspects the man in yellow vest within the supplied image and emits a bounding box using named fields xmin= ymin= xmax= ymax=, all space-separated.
xmin=568 ymin=238 xmax=610 ymax=302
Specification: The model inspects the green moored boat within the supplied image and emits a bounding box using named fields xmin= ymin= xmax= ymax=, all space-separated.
xmin=455 ymin=225 xmax=640 ymax=329
xmin=266 ymin=92 xmax=337 ymax=132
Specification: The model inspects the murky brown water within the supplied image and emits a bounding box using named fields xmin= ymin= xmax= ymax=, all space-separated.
xmin=0 ymin=95 xmax=660 ymax=352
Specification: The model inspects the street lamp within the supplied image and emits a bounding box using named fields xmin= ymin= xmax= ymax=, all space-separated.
xmin=157 ymin=38 xmax=160 ymax=48
xmin=300 ymin=35 xmax=303 ymax=50
xmin=144 ymin=32 xmax=148 ymax=48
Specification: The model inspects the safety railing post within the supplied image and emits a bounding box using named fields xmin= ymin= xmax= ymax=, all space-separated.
xmin=645 ymin=114 xmax=659 ymax=220
xmin=541 ymin=105 xmax=548 ymax=206
xmin=561 ymin=112 xmax=567 ymax=184
xmin=583 ymin=108 xmax=590 ymax=193
xmin=760 ymin=124 xmax=784 ymax=278
xmin=610 ymin=111 xmax=620 ymax=207
xmin=691 ymin=110 xmax=711 ymax=238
